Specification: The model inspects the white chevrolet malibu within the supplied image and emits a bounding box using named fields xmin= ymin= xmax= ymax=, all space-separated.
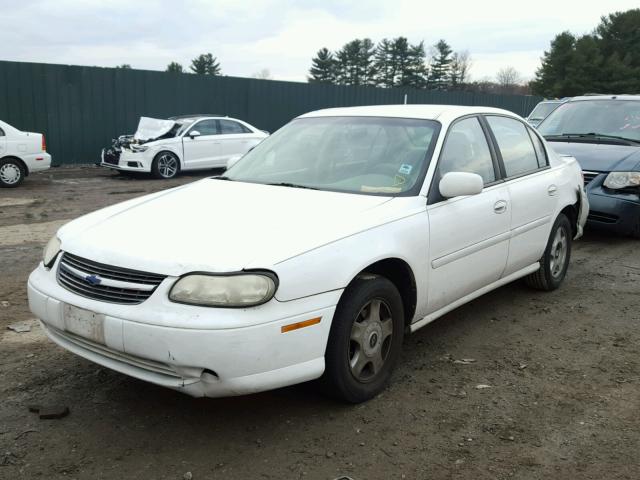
xmin=28 ymin=105 xmax=588 ymax=403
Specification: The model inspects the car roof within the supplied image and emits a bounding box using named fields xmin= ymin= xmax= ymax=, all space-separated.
xmin=298 ymin=104 xmax=520 ymax=123
xmin=566 ymin=94 xmax=640 ymax=102
xmin=168 ymin=114 xmax=227 ymax=120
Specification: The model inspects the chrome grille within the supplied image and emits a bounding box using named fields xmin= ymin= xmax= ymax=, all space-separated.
xmin=57 ymin=252 xmax=165 ymax=305
xmin=582 ymin=171 xmax=600 ymax=186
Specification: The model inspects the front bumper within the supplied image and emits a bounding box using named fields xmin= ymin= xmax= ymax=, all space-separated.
xmin=28 ymin=262 xmax=339 ymax=397
xmin=585 ymin=175 xmax=640 ymax=236
xmin=100 ymin=148 xmax=152 ymax=173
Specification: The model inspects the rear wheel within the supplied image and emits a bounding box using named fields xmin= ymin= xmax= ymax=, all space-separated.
xmin=321 ymin=274 xmax=404 ymax=403
xmin=151 ymin=152 xmax=179 ymax=179
xmin=525 ymin=213 xmax=572 ymax=291
xmin=0 ymin=158 xmax=25 ymax=188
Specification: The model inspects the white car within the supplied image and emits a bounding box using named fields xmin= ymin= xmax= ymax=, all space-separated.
xmin=101 ymin=115 xmax=268 ymax=179
xmin=0 ymin=120 xmax=51 ymax=187
xmin=29 ymin=105 xmax=587 ymax=403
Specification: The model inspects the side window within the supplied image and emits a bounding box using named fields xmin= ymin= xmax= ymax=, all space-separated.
xmin=528 ymin=128 xmax=548 ymax=168
xmin=0 ymin=127 xmax=4 ymax=136
xmin=438 ymin=117 xmax=496 ymax=185
xmin=487 ymin=116 xmax=539 ymax=177
xmin=219 ymin=119 xmax=251 ymax=134
xmin=190 ymin=119 xmax=217 ymax=136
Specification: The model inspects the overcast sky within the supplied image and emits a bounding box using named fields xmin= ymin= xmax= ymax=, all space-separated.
xmin=2 ymin=0 xmax=638 ymax=83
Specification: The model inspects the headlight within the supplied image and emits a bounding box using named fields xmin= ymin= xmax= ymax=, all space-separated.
xmin=130 ymin=145 xmax=149 ymax=152
xmin=603 ymin=171 xmax=640 ymax=189
xmin=43 ymin=235 xmax=61 ymax=268
xmin=169 ymin=272 xmax=278 ymax=307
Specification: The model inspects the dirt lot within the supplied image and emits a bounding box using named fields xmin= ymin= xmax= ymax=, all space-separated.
xmin=1 ymin=166 xmax=638 ymax=480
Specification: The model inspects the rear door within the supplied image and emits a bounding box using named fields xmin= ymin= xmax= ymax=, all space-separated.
xmin=426 ymin=116 xmax=511 ymax=313
xmin=181 ymin=119 xmax=221 ymax=169
xmin=217 ymin=119 xmax=260 ymax=164
xmin=484 ymin=115 xmax=558 ymax=276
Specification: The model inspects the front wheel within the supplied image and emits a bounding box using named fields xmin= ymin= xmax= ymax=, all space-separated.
xmin=0 ymin=158 xmax=25 ymax=188
xmin=525 ymin=213 xmax=572 ymax=291
xmin=151 ymin=152 xmax=180 ymax=179
xmin=321 ymin=274 xmax=404 ymax=403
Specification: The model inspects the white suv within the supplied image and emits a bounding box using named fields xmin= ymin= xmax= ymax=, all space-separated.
xmin=0 ymin=120 xmax=51 ymax=187
xmin=101 ymin=115 xmax=268 ymax=179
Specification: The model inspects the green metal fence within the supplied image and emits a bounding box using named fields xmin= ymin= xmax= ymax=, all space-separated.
xmin=0 ymin=60 xmax=542 ymax=165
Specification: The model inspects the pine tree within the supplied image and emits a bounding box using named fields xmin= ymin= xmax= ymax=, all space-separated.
xmin=429 ymin=40 xmax=454 ymax=90
xmin=374 ymin=39 xmax=396 ymax=87
xmin=166 ymin=62 xmax=184 ymax=73
xmin=190 ymin=53 xmax=221 ymax=75
xmin=309 ymin=48 xmax=337 ymax=83
xmin=335 ymin=39 xmax=376 ymax=86
xmin=531 ymin=32 xmax=576 ymax=96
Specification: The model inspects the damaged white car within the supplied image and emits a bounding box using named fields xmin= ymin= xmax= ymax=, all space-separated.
xmin=101 ymin=115 xmax=268 ymax=179
xmin=30 ymin=105 xmax=587 ymax=403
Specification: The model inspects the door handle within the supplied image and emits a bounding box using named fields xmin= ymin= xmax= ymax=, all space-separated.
xmin=494 ymin=200 xmax=508 ymax=214
xmin=547 ymin=184 xmax=557 ymax=196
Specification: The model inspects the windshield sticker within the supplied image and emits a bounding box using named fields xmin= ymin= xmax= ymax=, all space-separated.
xmin=393 ymin=175 xmax=406 ymax=187
xmin=398 ymin=164 xmax=413 ymax=175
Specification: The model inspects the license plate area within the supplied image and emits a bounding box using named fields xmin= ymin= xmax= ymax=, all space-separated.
xmin=62 ymin=304 xmax=106 ymax=344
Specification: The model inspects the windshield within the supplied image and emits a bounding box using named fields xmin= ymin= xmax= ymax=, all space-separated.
xmin=538 ymin=100 xmax=640 ymax=142
xmin=528 ymin=102 xmax=560 ymax=120
xmin=224 ymin=116 xmax=440 ymax=196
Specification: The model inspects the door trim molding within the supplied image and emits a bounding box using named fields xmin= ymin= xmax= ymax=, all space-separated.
xmin=431 ymin=231 xmax=511 ymax=269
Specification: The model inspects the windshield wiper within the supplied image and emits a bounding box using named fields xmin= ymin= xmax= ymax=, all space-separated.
xmin=547 ymin=133 xmax=640 ymax=146
xmin=267 ymin=182 xmax=318 ymax=190
xmin=212 ymin=175 xmax=233 ymax=180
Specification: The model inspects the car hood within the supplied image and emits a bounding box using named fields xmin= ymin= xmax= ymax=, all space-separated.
xmin=58 ymin=180 xmax=403 ymax=276
xmin=133 ymin=117 xmax=175 ymax=142
xmin=547 ymin=141 xmax=640 ymax=172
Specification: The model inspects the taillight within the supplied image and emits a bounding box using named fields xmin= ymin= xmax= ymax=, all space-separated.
xmin=42 ymin=134 xmax=46 ymax=152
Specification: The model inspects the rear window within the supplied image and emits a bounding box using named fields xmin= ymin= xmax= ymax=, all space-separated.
xmin=487 ymin=116 xmax=539 ymax=177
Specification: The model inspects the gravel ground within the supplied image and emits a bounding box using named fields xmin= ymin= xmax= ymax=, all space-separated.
xmin=1 ymin=166 xmax=639 ymax=479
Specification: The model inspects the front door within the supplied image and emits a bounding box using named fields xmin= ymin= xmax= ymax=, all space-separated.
xmin=182 ymin=119 xmax=221 ymax=169
xmin=426 ymin=116 xmax=511 ymax=313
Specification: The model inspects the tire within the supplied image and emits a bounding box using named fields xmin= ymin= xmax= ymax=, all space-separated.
xmin=321 ymin=274 xmax=404 ymax=403
xmin=151 ymin=152 xmax=180 ymax=179
xmin=525 ymin=213 xmax=572 ymax=291
xmin=0 ymin=158 xmax=26 ymax=188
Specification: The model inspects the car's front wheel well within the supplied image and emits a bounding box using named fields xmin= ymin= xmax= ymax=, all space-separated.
xmin=352 ymin=258 xmax=417 ymax=326
xmin=1 ymin=156 xmax=28 ymax=176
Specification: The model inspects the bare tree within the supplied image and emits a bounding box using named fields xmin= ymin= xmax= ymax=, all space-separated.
xmin=496 ymin=66 xmax=522 ymax=93
xmin=450 ymin=50 xmax=472 ymax=88
xmin=251 ymin=68 xmax=272 ymax=80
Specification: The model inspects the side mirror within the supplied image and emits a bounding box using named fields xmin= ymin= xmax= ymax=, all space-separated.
xmin=439 ymin=172 xmax=484 ymax=198
xmin=188 ymin=130 xmax=201 ymax=139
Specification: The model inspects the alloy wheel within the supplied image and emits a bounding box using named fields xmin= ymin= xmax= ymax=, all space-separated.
xmin=550 ymin=226 xmax=568 ymax=278
xmin=349 ymin=298 xmax=394 ymax=382
xmin=157 ymin=154 xmax=178 ymax=178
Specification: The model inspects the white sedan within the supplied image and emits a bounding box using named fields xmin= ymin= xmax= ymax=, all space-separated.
xmin=29 ymin=105 xmax=587 ymax=403
xmin=101 ymin=115 xmax=268 ymax=179
xmin=0 ymin=120 xmax=51 ymax=187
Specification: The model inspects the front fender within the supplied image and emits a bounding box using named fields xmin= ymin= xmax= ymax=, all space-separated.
xmin=272 ymin=210 xmax=429 ymax=311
